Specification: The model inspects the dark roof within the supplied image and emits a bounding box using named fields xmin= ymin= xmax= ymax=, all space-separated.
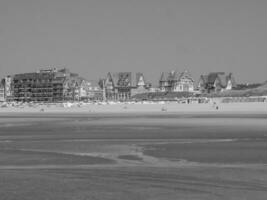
xmin=201 ymin=75 xmax=208 ymax=83
xmin=111 ymin=72 xmax=122 ymax=87
xmin=159 ymin=71 xmax=179 ymax=82
xmin=200 ymin=72 xmax=235 ymax=88
xmin=160 ymin=70 xmax=194 ymax=83
xmin=63 ymin=77 xmax=81 ymax=87
xmin=159 ymin=72 xmax=167 ymax=82
xmin=106 ymin=72 xmax=147 ymax=88
xmin=133 ymin=72 xmax=146 ymax=87
xmin=0 ymin=79 xmax=4 ymax=88
xmin=178 ymin=70 xmax=194 ymax=82
xmin=206 ymin=72 xmax=225 ymax=84
xmin=167 ymin=71 xmax=179 ymax=81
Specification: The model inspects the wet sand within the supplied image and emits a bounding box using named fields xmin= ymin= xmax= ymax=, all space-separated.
xmin=0 ymin=113 xmax=267 ymax=199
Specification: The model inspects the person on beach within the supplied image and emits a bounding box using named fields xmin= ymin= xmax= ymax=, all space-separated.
xmin=212 ymin=101 xmax=219 ymax=110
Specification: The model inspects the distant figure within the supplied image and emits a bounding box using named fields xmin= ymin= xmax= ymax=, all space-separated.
xmin=40 ymin=108 xmax=45 ymax=112
xmin=212 ymin=102 xmax=219 ymax=110
xmin=161 ymin=107 xmax=167 ymax=112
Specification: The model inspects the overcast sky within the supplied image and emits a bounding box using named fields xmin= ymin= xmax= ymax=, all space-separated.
xmin=0 ymin=0 xmax=267 ymax=85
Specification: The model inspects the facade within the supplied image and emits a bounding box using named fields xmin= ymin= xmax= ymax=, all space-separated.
xmin=159 ymin=70 xmax=194 ymax=92
xmin=77 ymin=79 xmax=103 ymax=101
xmin=104 ymin=72 xmax=150 ymax=101
xmin=4 ymin=76 xmax=13 ymax=101
xmin=12 ymin=68 xmax=86 ymax=102
xmin=198 ymin=72 xmax=236 ymax=93
xmin=52 ymin=68 xmax=85 ymax=102
xmin=62 ymin=77 xmax=80 ymax=101
xmin=0 ymin=79 xmax=5 ymax=102
xmin=13 ymin=72 xmax=54 ymax=102
xmin=84 ymin=80 xmax=103 ymax=101
xmin=52 ymin=75 xmax=65 ymax=102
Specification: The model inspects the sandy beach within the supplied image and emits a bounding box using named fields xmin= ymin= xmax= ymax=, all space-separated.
xmin=0 ymin=111 xmax=267 ymax=199
xmin=1 ymin=101 xmax=267 ymax=114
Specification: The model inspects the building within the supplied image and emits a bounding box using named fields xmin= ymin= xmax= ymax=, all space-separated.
xmin=0 ymin=76 xmax=15 ymax=102
xmin=85 ymin=80 xmax=103 ymax=101
xmin=13 ymin=71 xmax=54 ymax=102
xmin=159 ymin=70 xmax=194 ymax=92
xmin=13 ymin=70 xmax=55 ymax=102
xmin=61 ymin=77 xmax=80 ymax=101
xmin=197 ymin=72 xmax=236 ymax=93
xmin=159 ymin=71 xmax=174 ymax=92
xmin=12 ymin=68 xmax=86 ymax=102
xmin=104 ymin=72 xmax=150 ymax=101
xmin=4 ymin=76 xmax=13 ymax=101
xmin=79 ymin=79 xmax=91 ymax=101
xmin=52 ymin=75 xmax=65 ymax=102
xmin=0 ymin=79 xmax=5 ymax=102
xmin=51 ymin=68 xmax=84 ymax=102
xmin=73 ymin=78 xmax=103 ymax=101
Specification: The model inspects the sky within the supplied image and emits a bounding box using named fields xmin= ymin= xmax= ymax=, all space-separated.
xmin=0 ymin=0 xmax=267 ymax=85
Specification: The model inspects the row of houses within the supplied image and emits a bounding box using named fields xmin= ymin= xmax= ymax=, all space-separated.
xmin=158 ymin=71 xmax=236 ymax=93
xmin=0 ymin=68 xmax=103 ymax=102
xmin=101 ymin=70 xmax=236 ymax=101
xmin=0 ymin=67 xmax=236 ymax=102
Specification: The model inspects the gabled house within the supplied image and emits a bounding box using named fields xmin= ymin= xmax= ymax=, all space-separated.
xmin=79 ymin=79 xmax=91 ymax=100
xmin=53 ymin=76 xmax=98 ymax=102
xmin=104 ymin=72 xmax=150 ymax=101
xmin=198 ymin=72 xmax=236 ymax=93
xmin=52 ymin=68 xmax=79 ymax=102
xmin=62 ymin=77 xmax=81 ymax=101
xmin=173 ymin=70 xmax=194 ymax=92
xmin=79 ymin=79 xmax=103 ymax=101
xmin=131 ymin=73 xmax=151 ymax=96
xmin=159 ymin=70 xmax=194 ymax=92
xmin=159 ymin=72 xmax=169 ymax=91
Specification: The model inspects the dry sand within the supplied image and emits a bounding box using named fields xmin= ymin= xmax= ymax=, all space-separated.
xmin=0 ymin=101 xmax=267 ymax=114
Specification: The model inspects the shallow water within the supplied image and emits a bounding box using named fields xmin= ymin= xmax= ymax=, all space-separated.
xmin=0 ymin=113 xmax=267 ymax=199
